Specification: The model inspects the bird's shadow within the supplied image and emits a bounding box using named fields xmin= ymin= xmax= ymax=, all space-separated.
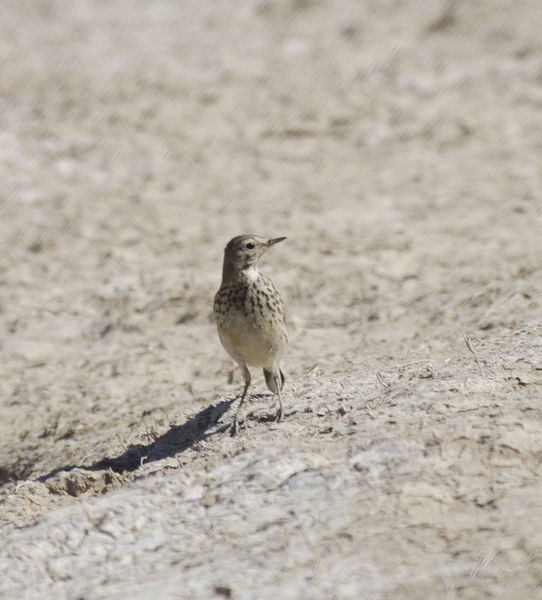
xmin=38 ymin=398 xmax=237 ymax=484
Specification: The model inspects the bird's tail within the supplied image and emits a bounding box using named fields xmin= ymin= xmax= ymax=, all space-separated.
xmin=263 ymin=368 xmax=284 ymax=393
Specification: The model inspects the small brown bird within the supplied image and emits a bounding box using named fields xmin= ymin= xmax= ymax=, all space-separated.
xmin=214 ymin=235 xmax=288 ymax=434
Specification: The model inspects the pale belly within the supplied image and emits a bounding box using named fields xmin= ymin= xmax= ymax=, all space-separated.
xmin=216 ymin=310 xmax=287 ymax=369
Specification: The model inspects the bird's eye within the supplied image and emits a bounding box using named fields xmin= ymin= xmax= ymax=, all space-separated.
xmin=245 ymin=242 xmax=255 ymax=249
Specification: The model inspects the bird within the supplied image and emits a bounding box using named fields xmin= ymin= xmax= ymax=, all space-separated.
xmin=214 ymin=235 xmax=288 ymax=435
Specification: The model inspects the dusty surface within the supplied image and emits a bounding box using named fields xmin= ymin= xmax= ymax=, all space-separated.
xmin=1 ymin=0 xmax=542 ymax=598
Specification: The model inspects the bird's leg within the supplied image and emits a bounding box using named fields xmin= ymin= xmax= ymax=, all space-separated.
xmin=274 ymin=374 xmax=284 ymax=422
xmin=232 ymin=367 xmax=251 ymax=436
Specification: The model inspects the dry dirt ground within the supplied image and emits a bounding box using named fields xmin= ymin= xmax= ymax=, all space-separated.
xmin=1 ymin=0 xmax=542 ymax=598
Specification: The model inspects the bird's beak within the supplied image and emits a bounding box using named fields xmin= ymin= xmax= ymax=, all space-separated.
xmin=266 ymin=237 xmax=287 ymax=247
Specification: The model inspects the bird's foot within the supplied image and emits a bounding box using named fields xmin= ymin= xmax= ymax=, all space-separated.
xmin=230 ymin=416 xmax=240 ymax=437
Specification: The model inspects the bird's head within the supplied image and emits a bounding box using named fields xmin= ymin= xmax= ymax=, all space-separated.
xmin=223 ymin=235 xmax=286 ymax=271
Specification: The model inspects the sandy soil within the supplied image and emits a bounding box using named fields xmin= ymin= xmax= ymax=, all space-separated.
xmin=1 ymin=0 xmax=542 ymax=598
